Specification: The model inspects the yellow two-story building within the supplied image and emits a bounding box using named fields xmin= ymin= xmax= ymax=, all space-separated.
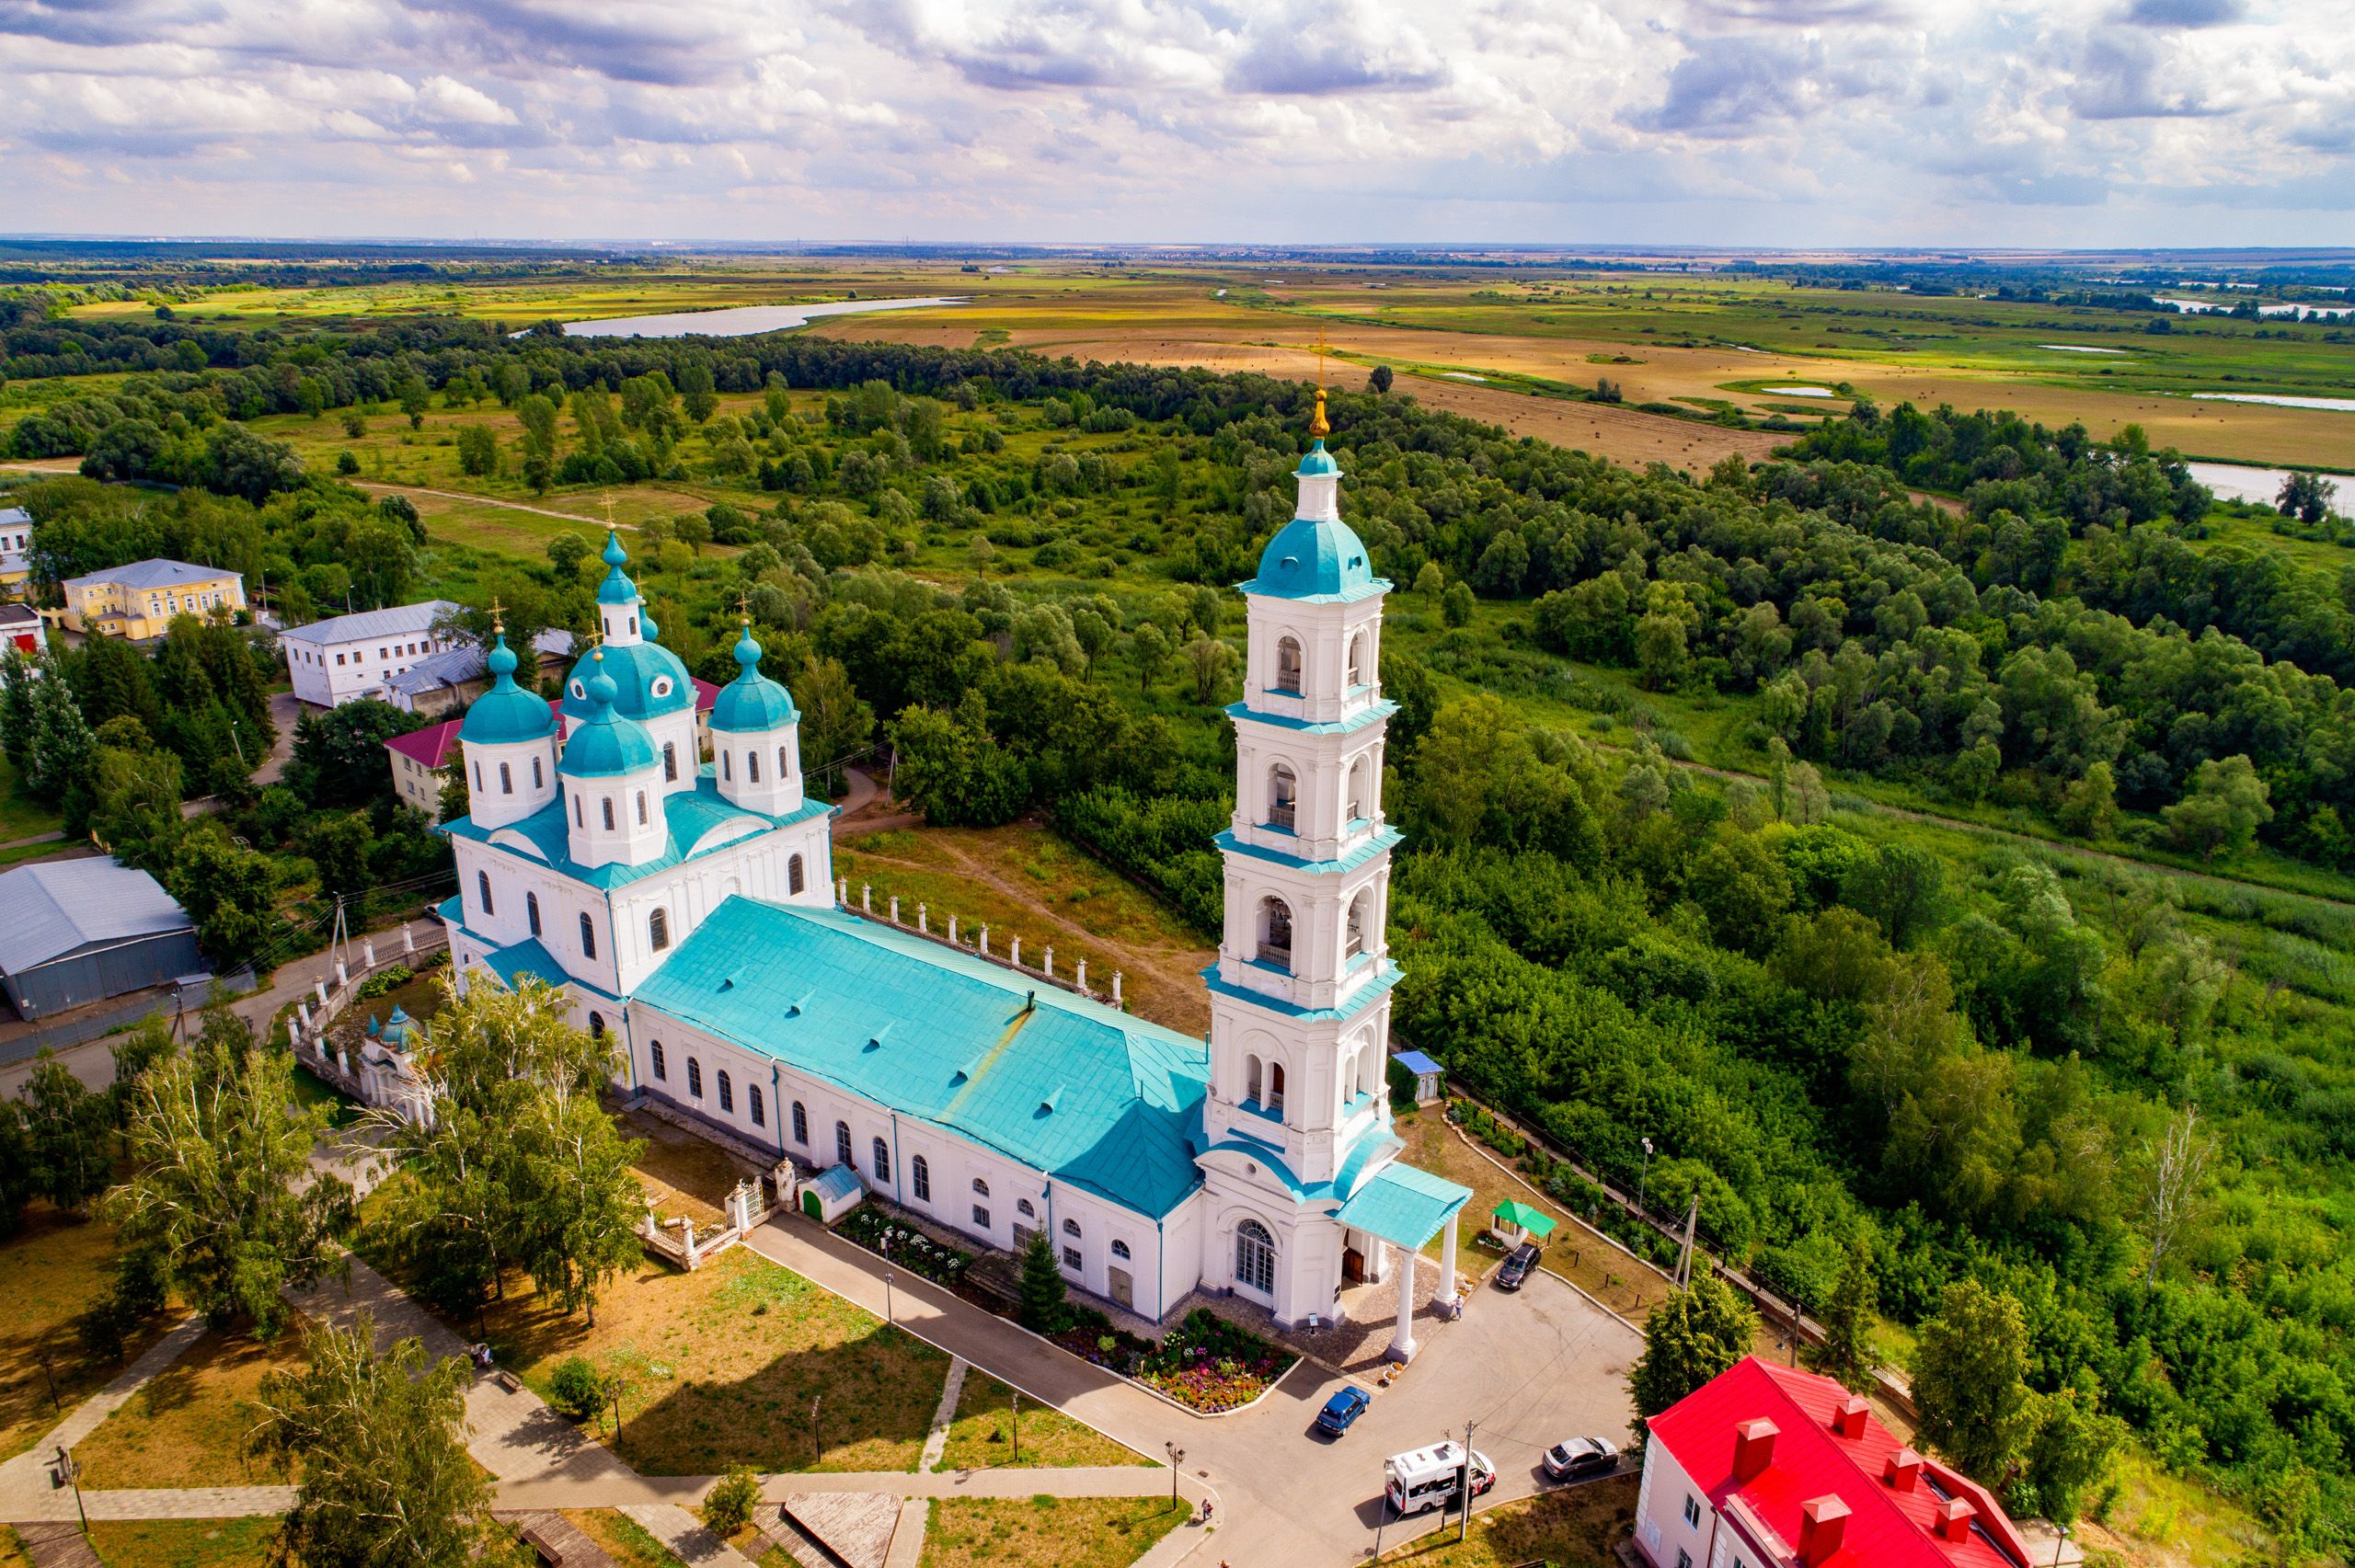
xmin=60 ymin=559 xmax=246 ymax=640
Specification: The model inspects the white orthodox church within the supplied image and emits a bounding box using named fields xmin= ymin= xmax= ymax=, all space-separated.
xmin=437 ymin=392 xmax=1470 ymax=1355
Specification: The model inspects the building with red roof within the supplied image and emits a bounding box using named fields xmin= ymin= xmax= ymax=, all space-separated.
xmin=1634 ymin=1356 xmax=2033 ymax=1568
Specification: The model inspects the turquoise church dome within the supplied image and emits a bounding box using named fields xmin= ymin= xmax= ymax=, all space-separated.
xmin=1244 ymin=512 xmax=1381 ymax=602
xmin=459 ymin=631 xmax=556 ymax=745
xmin=563 ymin=532 xmax=695 ymax=723
xmin=558 ymin=657 xmax=661 ymax=779
xmin=708 ymin=623 xmax=799 ymax=734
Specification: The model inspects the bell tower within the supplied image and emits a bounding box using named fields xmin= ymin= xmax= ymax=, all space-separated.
xmin=1202 ymin=384 xmax=1403 ymax=1207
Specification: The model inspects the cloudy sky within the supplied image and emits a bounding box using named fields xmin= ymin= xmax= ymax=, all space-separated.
xmin=2 ymin=0 xmax=2348 ymax=246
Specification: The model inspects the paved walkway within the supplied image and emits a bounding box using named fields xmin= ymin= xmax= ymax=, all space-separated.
xmin=919 ymin=1358 xmax=970 ymax=1471
xmin=621 ymin=1503 xmax=758 ymax=1568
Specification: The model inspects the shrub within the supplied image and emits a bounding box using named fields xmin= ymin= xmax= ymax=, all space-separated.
xmin=703 ymin=1464 xmax=760 ymax=1537
xmin=549 ymin=1356 xmax=605 ymax=1420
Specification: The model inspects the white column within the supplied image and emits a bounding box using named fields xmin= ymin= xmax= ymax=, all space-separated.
xmin=1043 ymin=945 xmax=1054 ymax=979
xmin=1112 ymin=971 xmax=1123 ymax=1006
xmin=980 ymin=925 xmax=990 ymax=956
xmin=862 ymin=883 xmax=872 ymax=912
xmin=1075 ymin=958 xmax=1087 ymax=991
xmin=1389 ymin=1240 xmax=1418 ymax=1363
xmin=1439 ymin=1215 xmax=1459 ymax=1307
xmin=918 ymin=903 xmax=927 ymax=934
xmin=948 ymin=915 xmax=959 ymax=945
xmin=403 ymin=925 xmax=417 ymax=955
xmin=890 ymin=896 xmax=900 ymax=923
xmin=1011 ymin=936 xmax=1022 ymax=967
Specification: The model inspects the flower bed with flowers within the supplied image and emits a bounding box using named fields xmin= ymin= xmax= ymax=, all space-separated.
xmin=837 ymin=1206 xmax=973 ymax=1287
xmin=1132 ymin=1309 xmax=1295 ymax=1413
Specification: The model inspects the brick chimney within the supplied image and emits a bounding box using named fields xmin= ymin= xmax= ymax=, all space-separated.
xmin=1936 ymin=1498 xmax=1978 ymax=1543
xmin=1731 ymin=1418 xmax=1779 ymax=1483
xmin=1884 ymin=1448 xmax=1924 ymax=1493
xmin=1799 ymin=1495 xmax=1852 ymax=1567
xmin=1832 ymin=1396 xmax=1870 ymax=1438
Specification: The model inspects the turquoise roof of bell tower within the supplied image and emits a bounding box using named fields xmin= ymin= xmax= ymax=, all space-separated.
xmin=1296 ymin=438 xmax=1340 ymax=478
xmin=458 ymin=629 xmax=557 ymax=745
xmin=558 ymin=654 xmax=661 ymax=779
xmin=709 ymin=622 xmax=800 ymax=734
xmin=1240 ymin=514 xmax=1385 ymax=603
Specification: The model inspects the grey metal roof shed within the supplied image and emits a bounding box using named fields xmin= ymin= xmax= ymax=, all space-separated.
xmin=0 ymin=859 xmax=203 ymax=1020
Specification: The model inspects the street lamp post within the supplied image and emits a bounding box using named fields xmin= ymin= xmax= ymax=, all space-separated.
xmin=1637 ymin=1137 xmax=1654 ymax=1218
xmin=2052 ymin=1524 xmax=2071 ymax=1568
xmin=1009 ymin=1390 xmax=1020 ymax=1462
xmin=55 ymin=1446 xmax=87 ymax=1537
xmin=1165 ymin=1443 xmax=1184 ymax=1506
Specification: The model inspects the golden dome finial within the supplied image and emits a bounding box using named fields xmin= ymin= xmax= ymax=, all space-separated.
xmin=1309 ymin=385 xmax=1330 ymax=440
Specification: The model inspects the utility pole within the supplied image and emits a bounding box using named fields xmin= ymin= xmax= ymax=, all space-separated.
xmin=1009 ymin=1390 xmax=1020 ymax=1462
xmin=1637 ymin=1137 xmax=1653 ymax=1219
xmin=810 ymin=1396 xmax=822 ymax=1468
xmin=1457 ymin=1422 xmax=1476 ymax=1543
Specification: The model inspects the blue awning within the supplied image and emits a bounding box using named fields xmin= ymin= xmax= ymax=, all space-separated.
xmin=1334 ymin=1162 xmax=1472 ymax=1250
xmin=1392 ymin=1050 xmax=1442 ymax=1076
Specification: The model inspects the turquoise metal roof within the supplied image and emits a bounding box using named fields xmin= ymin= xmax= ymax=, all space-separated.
xmin=632 ymin=900 xmax=1211 ymax=1218
xmin=1239 ymin=515 xmax=1387 ymax=603
xmin=459 ymin=633 xmax=558 ymax=745
xmin=1332 ymin=1162 xmax=1471 ymax=1249
xmin=477 ymin=935 xmax=598 ymax=996
xmin=558 ymin=664 xmax=661 ymax=779
xmin=1296 ymin=440 xmax=1340 ymax=478
xmin=1225 ymin=699 xmax=1397 ymax=737
xmin=442 ymin=777 xmax=831 ymax=892
xmin=561 ymin=639 xmax=694 ymax=723
xmin=596 ymin=530 xmax=641 ymax=607
xmin=810 ymin=1164 xmax=864 ymax=1205
xmin=709 ymin=624 xmax=800 ymax=734
xmin=1214 ymin=826 xmax=1402 ymax=876
xmin=1201 ymin=961 xmax=1402 ymax=1024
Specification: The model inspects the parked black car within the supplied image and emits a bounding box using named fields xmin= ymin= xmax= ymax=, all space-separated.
xmin=1496 ymin=1242 xmax=1541 ymax=1290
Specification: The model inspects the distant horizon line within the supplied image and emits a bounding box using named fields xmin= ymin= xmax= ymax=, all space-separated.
xmin=5 ymin=234 xmax=2355 ymax=265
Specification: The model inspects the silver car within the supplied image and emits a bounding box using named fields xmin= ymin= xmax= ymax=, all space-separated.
xmin=1543 ymin=1436 xmax=1619 ymax=1481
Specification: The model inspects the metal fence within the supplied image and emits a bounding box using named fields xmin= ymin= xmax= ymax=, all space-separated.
xmin=0 ymin=968 xmax=255 ymax=1068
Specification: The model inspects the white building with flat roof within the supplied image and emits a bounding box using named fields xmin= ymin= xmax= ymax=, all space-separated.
xmin=281 ymin=601 xmax=464 ymax=708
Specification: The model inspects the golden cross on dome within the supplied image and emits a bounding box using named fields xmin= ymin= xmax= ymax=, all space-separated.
xmin=736 ymin=589 xmax=752 ymax=623
xmin=488 ymin=595 xmax=504 ymax=635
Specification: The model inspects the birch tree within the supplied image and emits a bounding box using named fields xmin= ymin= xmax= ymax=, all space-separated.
xmin=2142 ymin=1103 xmax=2214 ymax=1286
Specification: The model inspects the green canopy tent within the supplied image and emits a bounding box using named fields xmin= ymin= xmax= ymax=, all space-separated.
xmin=1492 ymin=1200 xmax=1558 ymax=1246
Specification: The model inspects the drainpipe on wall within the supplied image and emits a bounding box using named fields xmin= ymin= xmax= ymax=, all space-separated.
xmin=771 ymin=1064 xmax=785 ymax=1157
xmin=1155 ymin=1215 xmax=1166 ymax=1324
xmin=890 ymin=1110 xmax=906 ymax=1207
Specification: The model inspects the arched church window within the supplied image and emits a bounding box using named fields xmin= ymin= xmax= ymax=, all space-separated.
xmin=872 ymin=1138 xmax=891 ymax=1183
xmin=580 ymin=912 xmax=597 ymax=959
xmin=1273 ymin=635 xmax=1304 ymax=695
xmin=722 ymin=751 xmax=731 ymax=781
xmin=1268 ymin=1062 xmax=1286 ymax=1117
xmin=1346 ymin=758 xmax=1367 ymax=824
xmin=602 ymin=796 xmax=616 ymax=831
xmin=836 ymin=1121 xmax=854 ymax=1168
xmin=573 ymin=794 xmax=583 ymax=828
xmin=788 ymin=854 xmax=805 ymax=895
xmin=477 ymin=872 xmax=494 ymax=916
xmin=972 ymin=1177 xmax=990 ymax=1197
xmin=778 ymin=745 xmax=790 ymax=780
xmin=792 ymin=1101 xmax=808 ymax=1143
xmin=533 ymin=756 xmax=544 ymax=789
xmin=589 ymin=1012 xmax=605 ymax=1039
xmin=1268 ymin=764 xmax=1297 ymax=831
xmin=473 ymin=761 xmax=483 ymax=791
xmin=1111 ymin=1240 xmax=1132 ymax=1260
xmin=687 ymin=1058 xmax=703 ymax=1097
xmin=1346 ymin=892 xmax=1370 ymax=960
xmin=1246 ymin=1055 xmax=1263 ymax=1106
xmin=649 ymin=908 xmax=670 ymax=951
xmin=912 ymin=1155 xmax=931 ymax=1202
xmin=748 ymin=750 xmax=761 ymax=784
xmin=717 ymin=1070 xmax=733 ymax=1113
xmin=749 ymin=1084 xmax=764 ymax=1127
xmin=1347 ymin=631 xmax=1366 ymax=688
xmin=649 ymin=1040 xmax=665 ymax=1080
xmin=663 ymin=742 xmax=677 ymax=783
xmin=1257 ymin=897 xmax=1293 ymax=968
xmin=500 ymin=761 xmax=512 ymax=795
xmin=526 ymin=891 xmax=542 ymax=937
xmin=1235 ymin=1219 xmax=1276 ymax=1297
xmin=1063 ymin=1218 xmax=1082 ymax=1238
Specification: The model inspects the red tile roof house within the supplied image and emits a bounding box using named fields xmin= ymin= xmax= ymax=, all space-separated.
xmin=1634 ymin=1357 xmax=2036 ymax=1568
xmin=383 ymin=681 xmax=717 ymax=818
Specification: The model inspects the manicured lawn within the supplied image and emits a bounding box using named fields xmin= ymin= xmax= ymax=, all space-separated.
xmin=935 ymin=1372 xmax=1149 ymax=1471
xmin=76 ymin=1329 xmax=309 ymax=1489
xmin=563 ymin=1509 xmax=689 ymax=1567
xmin=85 ymin=1519 xmax=280 ymax=1568
xmin=919 ymin=1496 xmax=1189 ymax=1568
xmin=0 ymin=1204 xmax=172 ymax=1461
xmin=478 ymin=1244 xmax=948 ymax=1475
xmin=1376 ymin=1474 xmax=1635 ymax=1568
xmin=0 ymin=1525 xmax=29 ymax=1568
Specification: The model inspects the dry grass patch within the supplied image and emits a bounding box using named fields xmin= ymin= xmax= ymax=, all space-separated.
xmin=0 ymin=1526 xmax=29 ymax=1568
xmin=562 ymin=1509 xmax=689 ymax=1567
xmin=84 ymin=1519 xmax=280 ymax=1568
xmin=919 ymin=1495 xmax=1189 ymax=1568
xmin=935 ymin=1372 xmax=1149 ymax=1471
xmin=625 ymin=1109 xmax=752 ymax=1228
xmin=484 ymin=1245 xmax=946 ymax=1476
xmin=1378 ymin=1474 xmax=1635 ymax=1568
xmin=835 ymin=822 xmax=1215 ymax=1037
xmin=75 ymin=1329 xmax=309 ymax=1489
xmin=0 ymin=1204 xmax=173 ymax=1461
xmin=1392 ymin=1114 xmax=1661 ymax=1323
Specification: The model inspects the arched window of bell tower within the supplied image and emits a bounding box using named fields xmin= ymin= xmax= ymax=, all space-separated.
xmin=1268 ymin=764 xmax=1297 ymax=831
xmin=1273 ymin=635 xmax=1304 ymax=695
xmin=1346 ymin=758 xmax=1368 ymax=825
xmin=1245 ymin=1055 xmax=1263 ymax=1105
xmin=1346 ymin=891 xmax=1372 ymax=960
xmin=1346 ymin=631 xmax=1366 ymax=688
xmin=1267 ymin=1061 xmax=1286 ymax=1117
xmin=1257 ymin=897 xmax=1294 ymax=970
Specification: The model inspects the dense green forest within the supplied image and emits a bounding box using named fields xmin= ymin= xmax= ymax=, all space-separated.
xmin=6 ymin=326 xmax=2353 ymax=1553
